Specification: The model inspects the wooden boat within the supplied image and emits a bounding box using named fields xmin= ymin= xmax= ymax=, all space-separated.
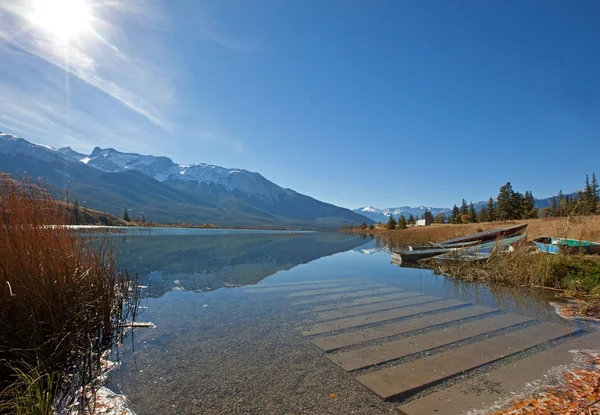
xmin=392 ymin=235 xmax=526 ymax=264
xmin=533 ymin=237 xmax=600 ymax=255
xmin=391 ymin=247 xmax=462 ymax=264
xmin=432 ymin=234 xmax=526 ymax=262
xmin=434 ymin=223 xmax=528 ymax=246
xmin=409 ymin=240 xmax=481 ymax=251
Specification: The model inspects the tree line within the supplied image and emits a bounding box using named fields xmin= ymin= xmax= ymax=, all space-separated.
xmin=346 ymin=172 xmax=599 ymax=230
xmin=448 ymin=173 xmax=598 ymax=224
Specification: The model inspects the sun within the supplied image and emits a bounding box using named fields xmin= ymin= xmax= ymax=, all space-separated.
xmin=30 ymin=0 xmax=92 ymax=39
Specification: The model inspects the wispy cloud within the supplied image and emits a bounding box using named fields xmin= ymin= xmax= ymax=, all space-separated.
xmin=0 ymin=0 xmax=175 ymax=133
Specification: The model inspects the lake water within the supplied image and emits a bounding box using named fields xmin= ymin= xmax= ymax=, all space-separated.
xmin=108 ymin=230 xmax=595 ymax=414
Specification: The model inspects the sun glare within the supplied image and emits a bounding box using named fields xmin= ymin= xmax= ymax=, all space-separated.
xmin=31 ymin=0 xmax=92 ymax=39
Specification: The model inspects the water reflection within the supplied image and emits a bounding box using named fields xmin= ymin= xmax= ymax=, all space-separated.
xmin=115 ymin=232 xmax=369 ymax=297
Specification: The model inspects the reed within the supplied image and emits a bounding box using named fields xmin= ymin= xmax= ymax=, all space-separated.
xmin=0 ymin=175 xmax=138 ymax=412
xmin=429 ymin=243 xmax=600 ymax=294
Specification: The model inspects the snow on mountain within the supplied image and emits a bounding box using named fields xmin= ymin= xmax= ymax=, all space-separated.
xmin=0 ymin=132 xmax=71 ymax=164
xmin=353 ymin=206 xmax=451 ymax=223
xmin=57 ymin=146 xmax=291 ymax=201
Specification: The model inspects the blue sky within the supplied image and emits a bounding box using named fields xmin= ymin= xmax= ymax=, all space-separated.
xmin=1 ymin=0 xmax=599 ymax=210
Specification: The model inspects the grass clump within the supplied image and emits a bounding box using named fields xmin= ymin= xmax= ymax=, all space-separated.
xmin=0 ymin=175 xmax=138 ymax=413
xmin=430 ymin=243 xmax=600 ymax=294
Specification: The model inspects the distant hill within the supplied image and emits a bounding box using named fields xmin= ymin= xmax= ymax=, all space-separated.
xmin=0 ymin=132 xmax=372 ymax=229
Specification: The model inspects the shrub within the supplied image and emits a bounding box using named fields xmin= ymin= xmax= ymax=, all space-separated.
xmin=0 ymin=175 xmax=138 ymax=412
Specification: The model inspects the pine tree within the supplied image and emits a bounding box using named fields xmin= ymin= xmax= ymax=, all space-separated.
xmin=123 ymin=209 xmax=130 ymax=222
xmin=592 ymin=173 xmax=598 ymax=214
xmin=397 ymin=215 xmax=407 ymax=229
xmin=468 ymin=202 xmax=477 ymax=223
xmin=557 ymin=190 xmax=565 ymax=217
xmin=478 ymin=207 xmax=489 ymax=223
xmin=522 ymin=191 xmax=537 ymax=219
xmin=487 ymin=198 xmax=496 ymax=222
xmin=408 ymin=214 xmax=415 ymax=225
xmin=497 ymin=182 xmax=514 ymax=221
xmin=550 ymin=196 xmax=557 ymax=216
xmin=584 ymin=175 xmax=593 ymax=214
xmin=423 ymin=210 xmax=434 ymax=224
xmin=451 ymin=205 xmax=460 ymax=224
xmin=386 ymin=215 xmax=397 ymax=230
xmin=360 ymin=222 xmax=367 ymax=230
xmin=460 ymin=199 xmax=468 ymax=216
xmin=510 ymin=191 xmax=524 ymax=219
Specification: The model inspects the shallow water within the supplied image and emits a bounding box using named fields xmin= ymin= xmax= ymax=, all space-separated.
xmin=108 ymin=231 xmax=594 ymax=414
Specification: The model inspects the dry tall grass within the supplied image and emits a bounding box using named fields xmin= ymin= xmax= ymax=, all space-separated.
xmin=0 ymin=175 xmax=138 ymax=412
xmin=429 ymin=243 xmax=600 ymax=294
xmin=357 ymin=216 xmax=600 ymax=250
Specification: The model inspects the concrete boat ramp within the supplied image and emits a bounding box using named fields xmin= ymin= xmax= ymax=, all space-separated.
xmin=245 ymin=279 xmax=600 ymax=414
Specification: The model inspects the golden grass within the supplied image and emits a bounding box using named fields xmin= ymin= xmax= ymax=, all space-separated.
xmin=349 ymin=216 xmax=600 ymax=250
xmin=0 ymin=176 xmax=138 ymax=412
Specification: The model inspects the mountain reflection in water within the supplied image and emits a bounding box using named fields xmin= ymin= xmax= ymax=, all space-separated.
xmin=115 ymin=231 xmax=370 ymax=297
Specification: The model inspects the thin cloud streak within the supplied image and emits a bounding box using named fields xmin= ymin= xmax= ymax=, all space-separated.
xmin=0 ymin=0 xmax=171 ymax=131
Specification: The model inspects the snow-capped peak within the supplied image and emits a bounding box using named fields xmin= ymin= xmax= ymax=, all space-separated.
xmin=58 ymin=146 xmax=285 ymax=201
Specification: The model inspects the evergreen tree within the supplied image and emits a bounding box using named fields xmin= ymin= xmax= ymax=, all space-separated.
xmin=423 ymin=210 xmax=434 ymax=224
xmin=497 ymin=182 xmax=514 ymax=221
xmin=487 ymin=198 xmax=496 ymax=222
xmin=451 ymin=205 xmax=460 ymax=224
xmin=360 ymin=222 xmax=367 ymax=230
xmin=478 ymin=207 xmax=489 ymax=223
xmin=550 ymin=196 xmax=557 ymax=216
xmin=397 ymin=215 xmax=407 ymax=229
xmin=368 ymin=224 xmax=375 ymax=230
xmin=557 ymin=190 xmax=565 ymax=216
xmin=408 ymin=214 xmax=415 ymax=225
xmin=510 ymin=191 xmax=524 ymax=219
xmin=468 ymin=202 xmax=477 ymax=223
xmin=584 ymin=175 xmax=594 ymax=214
xmin=460 ymin=199 xmax=468 ymax=216
xmin=386 ymin=215 xmax=397 ymax=230
xmin=123 ymin=209 xmax=130 ymax=222
xmin=592 ymin=173 xmax=598 ymax=213
xmin=522 ymin=191 xmax=537 ymax=219
xmin=433 ymin=213 xmax=446 ymax=224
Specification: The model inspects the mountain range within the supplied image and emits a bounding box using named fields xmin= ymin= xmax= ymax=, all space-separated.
xmin=356 ymin=194 xmax=579 ymax=222
xmin=352 ymin=206 xmax=451 ymax=223
xmin=0 ymin=132 xmax=372 ymax=229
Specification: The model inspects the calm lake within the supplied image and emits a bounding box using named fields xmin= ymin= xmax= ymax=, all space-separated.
xmin=107 ymin=229 xmax=596 ymax=415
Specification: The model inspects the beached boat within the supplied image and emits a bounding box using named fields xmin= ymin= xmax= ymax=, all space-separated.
xmin=432 ymin=234 xmax=527 ymax=262
xmin=392 ymin=234 xmax=527 ymax=264
xmin=434 ymin=223 xmax=528 ymax=246
xmin=391 ymin=247 xmax=463 ymax=264
xmin=533 ymin=237 xmax=600 ymax=255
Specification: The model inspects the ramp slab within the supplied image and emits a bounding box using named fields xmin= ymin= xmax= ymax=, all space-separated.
xmin=293 ymin=287 xmax=402 ymax=305
xmin=302 ymin=299 xmax=466 ymax=336
xmin=331 ymin=313 xmax=532 ymax=371
xmin=311 ymin=305 xmax=497 ymax=352
xmin=287 ymin=284 xmax=385 ymax=297
xmin=312 ymin=291 xmax=422 ymax=312
xmin=399 ymin=330 xmax=599 ymax=415
xmin=316 ymin=295 xmax=437 ymax=321
xmin=244 ymin=283 xmax=347 ymax=293
xmin=356 ymin=321 xmax=575 ymax=400
xmin=246 ymin=278 xmax=360 ymax=288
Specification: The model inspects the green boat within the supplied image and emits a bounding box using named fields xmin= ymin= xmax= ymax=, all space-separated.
xmin=533 ymin=237 xmax=600 ymax=255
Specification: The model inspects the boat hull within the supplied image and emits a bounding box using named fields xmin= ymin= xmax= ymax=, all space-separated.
xmin=533 ymin=237 xmax=600 ymax=255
